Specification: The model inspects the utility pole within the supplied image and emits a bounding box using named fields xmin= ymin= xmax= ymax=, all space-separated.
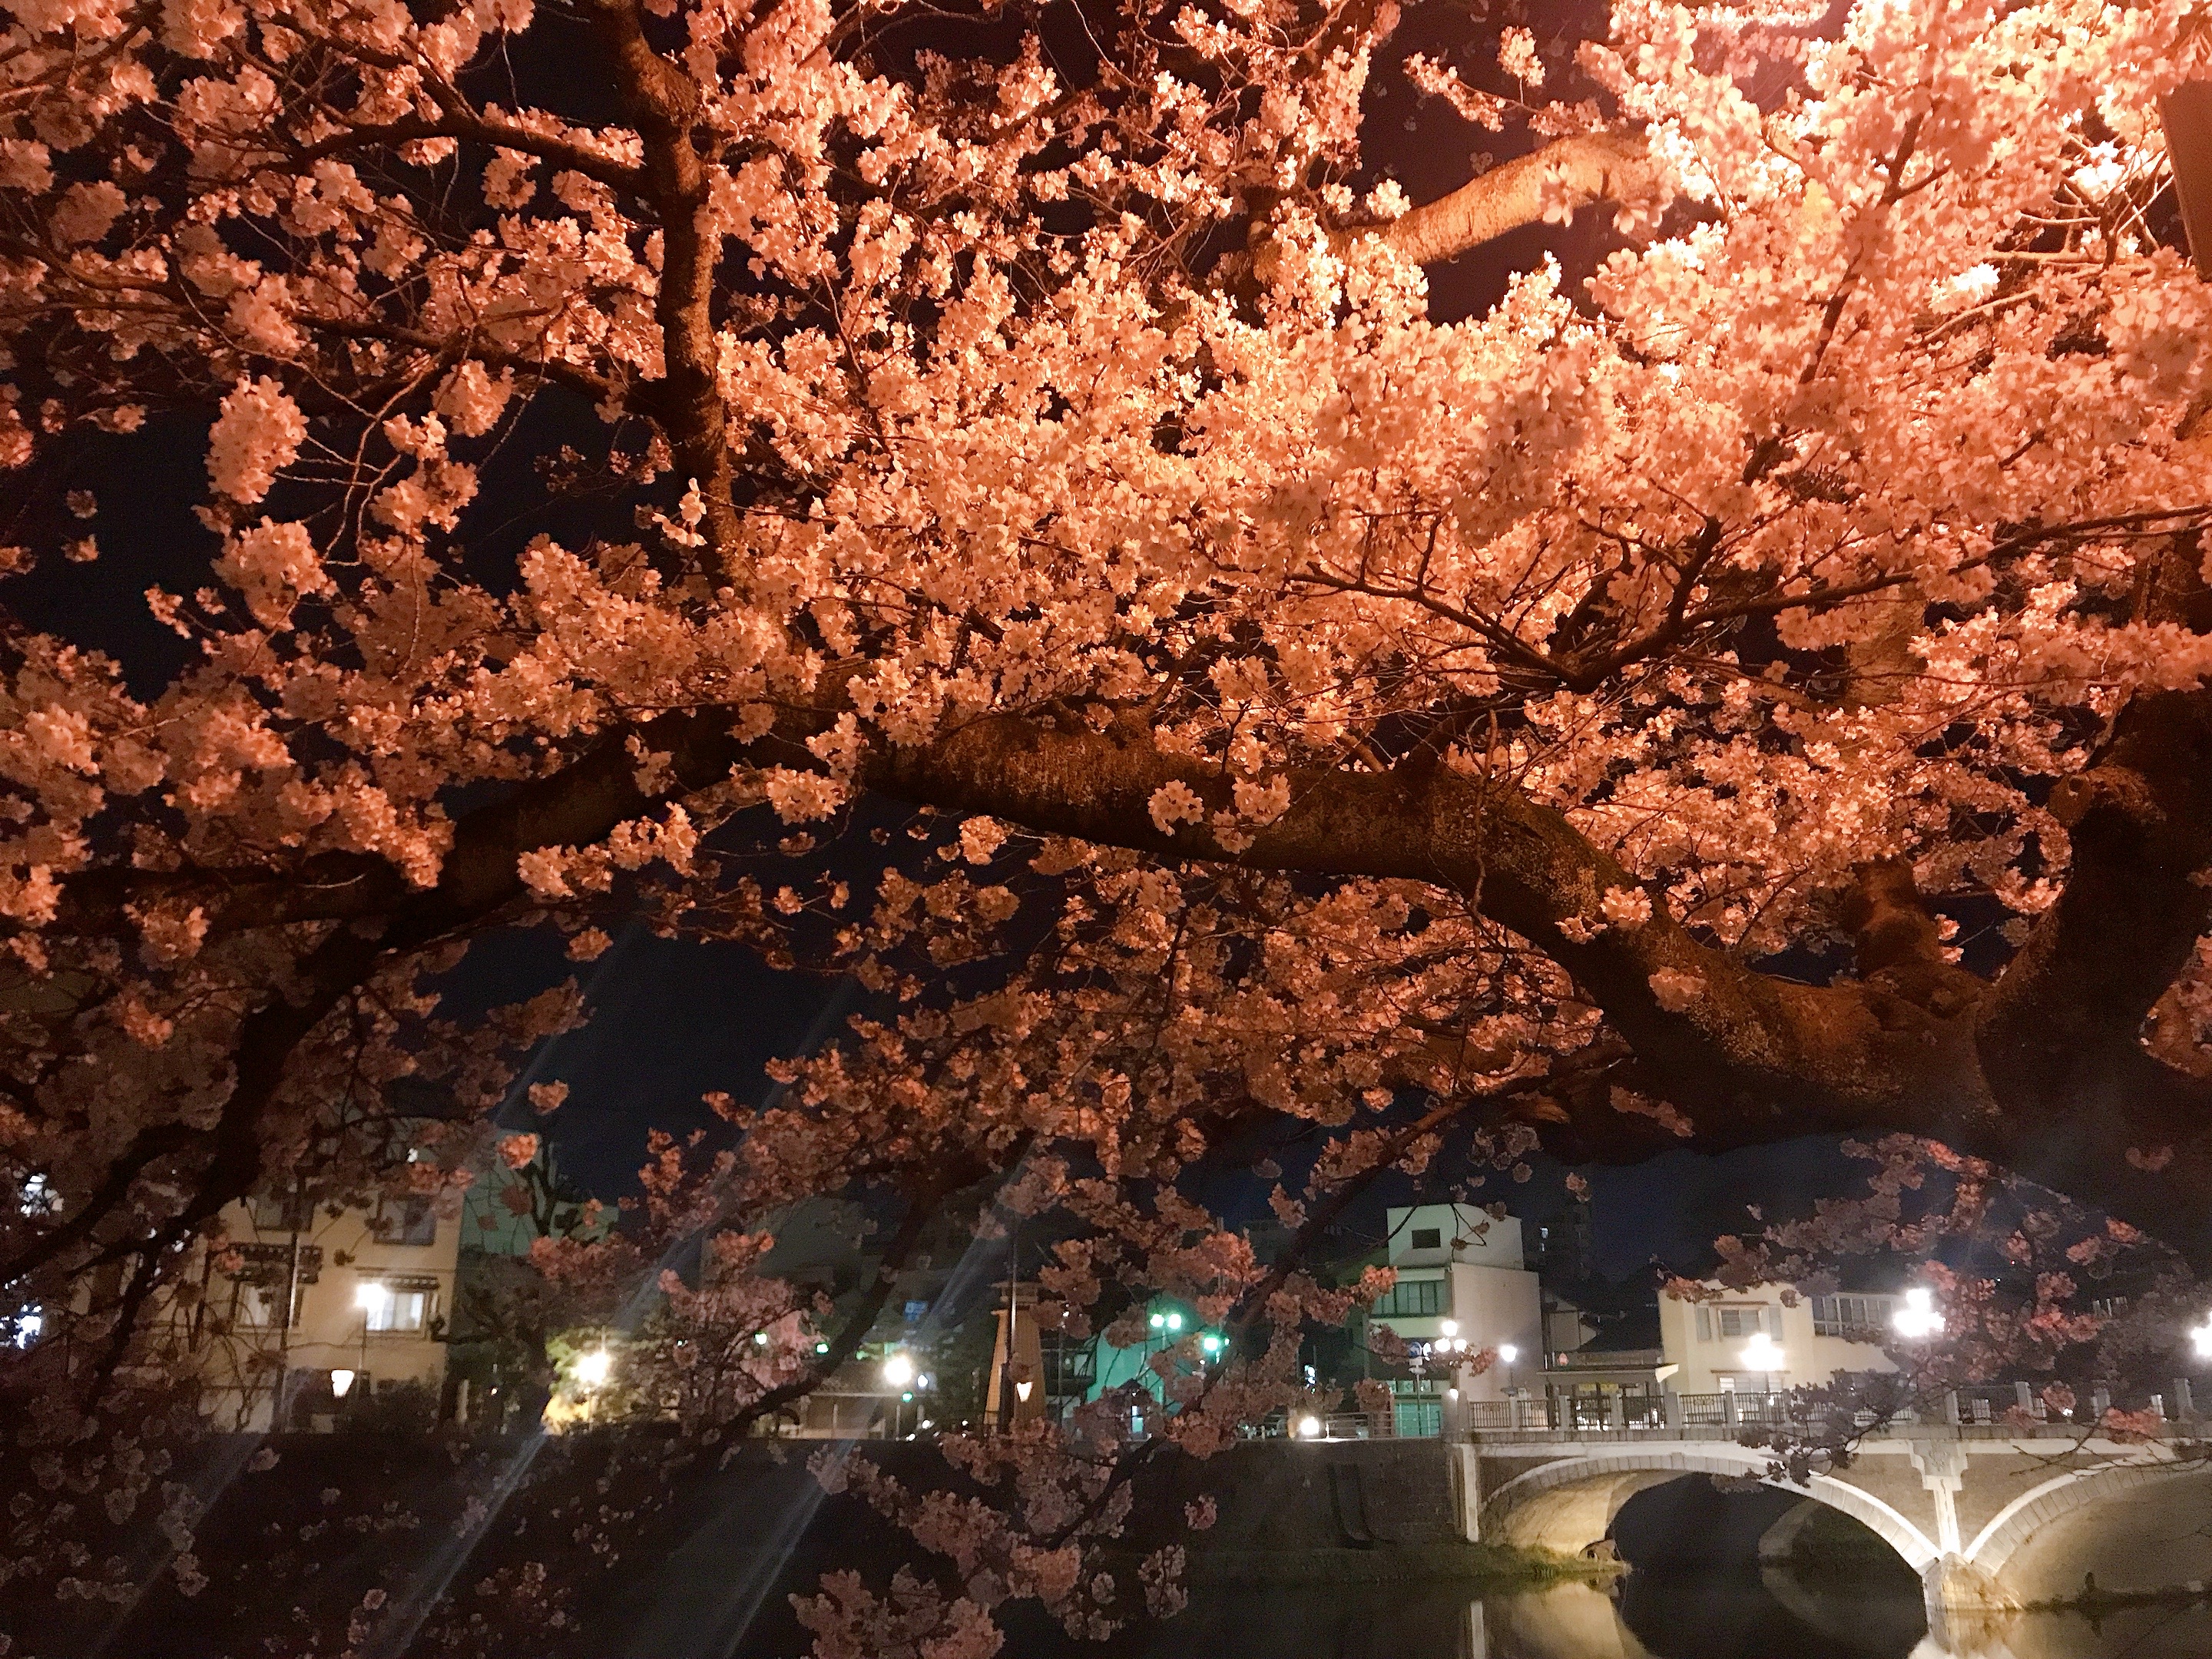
xmin=997 ymin=1224 xmax=1018 ymax=1435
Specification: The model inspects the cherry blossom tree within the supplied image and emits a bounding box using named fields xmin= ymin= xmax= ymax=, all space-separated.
xmin=3 ymin=0 xmax=2212 ymax=1640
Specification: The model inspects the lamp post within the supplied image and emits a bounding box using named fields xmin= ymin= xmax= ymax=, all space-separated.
xmin=1892 ymin=1286 xmax=1945 ymax=1341
xmin=1740 ymin=1332 xmax=1785 ymax=1394
xmin=572 ymin=1346 xmax=612 ymax=1425
xmin=353 ymin=1280 xmax=386 ymax=1402
xmin=882 ymin=1350 xmax=915 ymax=1436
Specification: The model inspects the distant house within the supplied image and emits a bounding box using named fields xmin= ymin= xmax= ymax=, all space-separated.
xmin=1657 ymin=1280 xmax=1899 ymax=1395
xmin=1362 ymin=1204 xmax=1545 ymax=1433
xmin=169 ymin=1186 xmax=459 ymax=1431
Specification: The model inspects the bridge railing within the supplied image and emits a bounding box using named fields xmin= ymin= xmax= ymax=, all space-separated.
xmin=1459 ymin=1377 xmax=2212 ymax=1439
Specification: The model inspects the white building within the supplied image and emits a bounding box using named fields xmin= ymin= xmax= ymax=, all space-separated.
xmin=1657 ymin=1281 xmax=1899 ymax=1395
xmin=1366 ymin=1204 xmax=1544 ymax=1420
xmin=169 ymin=1190 xmax=459 ymax=1430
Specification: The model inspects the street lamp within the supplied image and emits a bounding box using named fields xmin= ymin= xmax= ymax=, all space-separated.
xmin=1498 ymin=1343 xmax=1519 ymax=1393
xmin=353 ymin=1279 xmax=386 ymax=1386
xmin=1892 ymin=1286 xmax=1945 ymax=1340
xmin=2192 ymin=1316 xmax=2212 ymax=1361
xmin=1297 ymin=1414 xmax=1323 ymax=1439
xmin=573 ymin=1349 xmax=612 ymax=1389
xmin=882 ymin=1351 xmax=916 ymax=1389
xmin=1740 ymin=1332 xmax=1785 ymax=1386
xmin=329 ymin=1368 xmax=356 ymax=1399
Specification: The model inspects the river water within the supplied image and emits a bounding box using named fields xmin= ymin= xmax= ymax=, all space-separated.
xmin=1054 ymin=1575 xmax=2212 ymax=1659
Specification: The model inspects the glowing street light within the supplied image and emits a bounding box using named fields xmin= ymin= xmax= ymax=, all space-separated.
xmin=2192 ymin=1316 xmax=2212 ymax=1361
xmin=1200 ymin=1333 xmax=1224 ymax=1355
xmin=1740 ymin=1333 xmax=1786 ymax=1378
xmin=1148 ymin=1312 xmax=1165 ymax=1330
xmin=355 ymin=1280 xmax=388 ymax=1314
xmin=573 ymin=1349 xmax=613 ymax=1389
xmin=329 ymin=1368 xmax=356 ymax=1399
xmin=1165 ymin=1312 xmax=1184 ymax=1332
xmin=1439 ymin=1320 xmax=1459 ymax=1338
xmin=882 ymin=1351 xmax=916 ymax=1389
xmin=1296 ymin=1415 xmax=1323 ymax=1439
xmin=1892 ymin=1286 xmax=1946 ymax=1341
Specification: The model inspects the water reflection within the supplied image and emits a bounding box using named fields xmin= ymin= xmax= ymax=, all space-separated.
xmin=1057 ymin=1575 xmax=2212 ymax=1659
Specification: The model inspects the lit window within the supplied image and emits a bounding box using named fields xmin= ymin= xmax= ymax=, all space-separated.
xmin=362 ymin=1278 xmax=437 ymax=1333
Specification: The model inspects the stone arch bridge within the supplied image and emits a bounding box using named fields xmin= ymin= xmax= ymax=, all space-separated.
xmin=1453 ymin=1416 xmax=2210 ymax=1634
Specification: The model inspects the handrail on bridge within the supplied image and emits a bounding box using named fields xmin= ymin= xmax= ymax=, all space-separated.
xmin=1456 ymin=1376 xmax=2212 ymax=1439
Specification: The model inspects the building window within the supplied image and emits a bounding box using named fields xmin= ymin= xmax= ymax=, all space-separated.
xmin=1715 ymin=1306 xmax=1767 ymax=1339
xmin=1372 ymin=1278 xmax=1444 ymax=1319
xmin=1810 ymin=1294 xmax=1896 ymax=1336
xmin=250 ymin=1192 xmax=312 ymax=1232
xmin=370 ymin=1196 xmax=437 ymax=1247
xmin=1409 ymin=1227 xmax=1442 ymax=1251
xmin=230 ymin=1278 xmax=301 ymax=1329
xmin=362 ymin=1276 xmax=439 ymax=1334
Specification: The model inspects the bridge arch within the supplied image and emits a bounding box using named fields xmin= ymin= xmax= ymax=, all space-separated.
xmin=1965 ymin=1457 xmax=2208 ymax=1599
xmin=1479 ymin=1445 xmax=1939 ymax=1571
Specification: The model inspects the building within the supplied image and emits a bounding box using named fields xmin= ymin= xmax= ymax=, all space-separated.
xmin=1364 ymin=1204 xmax=1544 ymax=1432
xmin=172 ymin=1187 xmax=460 ymax=1431
xmin=1657 ymin=1280 xmax=1899 ymax=1395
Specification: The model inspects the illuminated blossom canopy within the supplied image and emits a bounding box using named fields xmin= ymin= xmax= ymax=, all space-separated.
xmin=2 ymin=0 xmax=2212 ymax=1579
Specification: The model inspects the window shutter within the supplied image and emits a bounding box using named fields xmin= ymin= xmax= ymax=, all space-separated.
xmin=1696 ymin=1307 xmax=1712 ymax=1342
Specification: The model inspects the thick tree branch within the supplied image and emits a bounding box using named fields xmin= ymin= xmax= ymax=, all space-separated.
xmin=1362 ymin=128 xmax=1667 ymax=268
xmin=1979 ymin=687 xmax=2212 ymax=1137
xmin=859 ymin=712 xmax=1970 ymax=1134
